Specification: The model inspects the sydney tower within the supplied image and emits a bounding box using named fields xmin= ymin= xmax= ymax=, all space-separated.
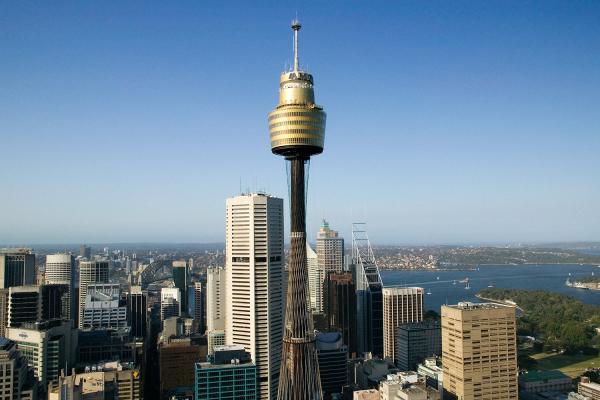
xmin=268 ymin=20 xmax=326 ymax=400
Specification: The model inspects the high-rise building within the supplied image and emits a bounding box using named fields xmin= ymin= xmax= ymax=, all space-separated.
xmin=45 ymin=253 xmax=75 ymax=320
xmin=190 ymin=282 xmax=205 ymax=334
xmin=352 ymin=224 xmax=384 ymax=357
xmin=195 ymin=345 xmax=257 ymax=400
xmin=0 ymin=337 xmax=37 ymax=400
xmin=225 ymin=193 xmax=284 ymax=400
xmin=8 ymin=284 xmax=69 ymax=327
xmin=0 ymin=249 xmax=35 ymax=288
xmin=127 ymin=286 xmax=147 ymax=338
xmin=172 ymin=260 xmax=188 ymax=314
xmin=7 ymin=320 xmax=77 ymax=387
xmin=324 ymin=272 xmax=357 ymax=356
xmin=395 ymin=321 xmax=441 ymax=371
xmin=315 ymin=220 xmax=344 ymax=313
xmin=268 ymin=20 xmax=326 ymax=399
xmin=315 ymin=332 xmax=348 ymax=397
xmin=306 ymin=244 xmax=319 ymax=312
xmin=441 ymin=302 xmax=518 ymax=400
xmin=161 ymin=287 xmax=181 ymax=323
xmin=78 ymin=260 xmax=109 ymax=328
xmin=82 ymin=283 xmax=127 ymax=329
xmin=206 ymin=266 xmax=225 ymax=332
xmin=79 ymin=245 xmax=91 ymax=259
xmin=382 ymin=287 xmax=424 ymax=361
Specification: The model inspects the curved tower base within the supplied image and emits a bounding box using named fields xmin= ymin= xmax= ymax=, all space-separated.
xmin=277 ymin=157 xmax=323 ymax=400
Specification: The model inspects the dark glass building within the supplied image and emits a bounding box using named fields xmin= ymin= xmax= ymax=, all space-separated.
xmin=0 ymin=249 xmax=35 ymax=288
xmin=127 ymin=286 xmax=147 ymax=338
xmin=395 ymin=321 xmax=441 ymax=371
xmin=172 ymin=261 xmax=188 ymax=314
xmin=324 ymin=272 xmax=357 ymax=356
xmin=316 ymin=332 xmax=348 ymax=398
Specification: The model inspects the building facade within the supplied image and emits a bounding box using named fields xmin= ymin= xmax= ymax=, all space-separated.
xmin=578 ymin=377 xmax=600 ymax=399
xmin=324 ymin=272 xmax=357 ymax=356
xmin=7 ymin=320 xmax=77 ymax=387
xmin=82 ymin=283 xmax=127 ymax=329
xmin=395 ymin=321 xmax=441 ymax=371
xmin=160 ymin=288 xmax=181 ymax=323
xmin=315 ymin=332 xmax=348 ymax=397
xmin=0 ymin=338 xmax=36 ymax=400
xmin=127 ymin=286 xmax=147 ymax=339
xmin=45 ymin=254 xmax=75 ymax=320
xmin=172 ymin=261 xmax=188 ymax=314
xmin=382 ymin=287 xmax=424 ymax=361
xmin=306 ymin=244 xmax=319 ymax=312
xmin=0 ymin=249 xmax=35 ymax=289
xmin=225 ymin=193 xmax=284 ymax=400
xmin=441 ymin=302 xmax=518 ymax=400
xmin=8 ymin=284 xmax=69 ymax=327
xmin=78 ymin=260 xmax=109 ymax=328
xmin=315 ymin=220 xmax=343 ymax=313
xmin=195 ymin=346 xmax=256 ymax=400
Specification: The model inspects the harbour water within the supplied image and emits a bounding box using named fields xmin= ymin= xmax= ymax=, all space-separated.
xmin=380 ymin=264 xmax=600 ymax=312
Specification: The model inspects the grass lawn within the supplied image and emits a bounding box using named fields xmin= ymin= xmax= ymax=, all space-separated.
xmin=528 ymin=351 xmax=600 ymax=378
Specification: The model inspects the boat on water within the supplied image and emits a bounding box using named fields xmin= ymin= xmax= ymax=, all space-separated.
xmin=426 ymin=289 xmax=432 ymax=295
xmin=458 ymin=277 xmax=469 ymax=284
xmin=452 ymin=280 xmax=457 ymax=285
xmin=465 ymin=282 xmax=471 ymax=290
xmin=488 ymin=284 xmax=494 ymax=288
xmin=436 ymin=276 xmax=440 ymax=280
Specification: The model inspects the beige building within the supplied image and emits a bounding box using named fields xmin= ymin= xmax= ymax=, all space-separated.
xmin=382 ymin=287 xmax=424 ymax=360
xmin=225 ymin=193 xmax=285 ymax=400
xmin=441 ymin=302 xmax=518 ymax=400
xmin=48 ymin=362 xmax=141 ymax=400
xmin=579 ymin=376 xmax=600 ymax=399
xmin=315 ymin=220 xmax=344 ymax=312
xmin=353 ymin=389 xmax=379 ymax=400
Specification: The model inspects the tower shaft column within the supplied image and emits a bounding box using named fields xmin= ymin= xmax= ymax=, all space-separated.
xmin=278 ymin=157 xmax=322 ymax=400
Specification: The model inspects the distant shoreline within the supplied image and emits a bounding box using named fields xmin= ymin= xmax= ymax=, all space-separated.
xmin=380 ymin=263 xmax=600 ymax=272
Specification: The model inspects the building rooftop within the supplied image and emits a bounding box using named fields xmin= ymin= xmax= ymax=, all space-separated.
xmin=449 ymin=301 xmax=513 ymax=310
xmin=519 ymin=370 xmax=570 ymax=383
xmin=0 ymin=248 xmax=32 ymax=254
xmin=213 ymin=345 xmax=245 ymax=352
xmin=398 ymin=321 xmax=440 ymax=331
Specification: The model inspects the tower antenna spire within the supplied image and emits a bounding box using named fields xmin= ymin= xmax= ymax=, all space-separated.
xmin=291 ymin=19 xmax=301 ymax=71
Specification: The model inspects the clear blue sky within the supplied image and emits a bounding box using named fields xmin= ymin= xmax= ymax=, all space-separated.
xmin=1 ymin=1 xmax=599 ymax=245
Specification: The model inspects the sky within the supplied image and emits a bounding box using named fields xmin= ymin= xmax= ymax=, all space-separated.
xmin=1 ymin=1 xmax=599 ymax=245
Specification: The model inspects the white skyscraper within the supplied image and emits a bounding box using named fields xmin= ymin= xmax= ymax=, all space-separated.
xmin=78 ymin=260 xmax=109 ymax=328
xmin=306 ymin=244 xmax=319 ymax=312
xmin=315 ymin=220 xmax=344 ymax=313
xmin=45 ymin=253 xmax=75 ymax=320
xmin=160 ymin=287 xmax=181 ymax=323
xmin=225 ymin=193 xmax=284 ymax=400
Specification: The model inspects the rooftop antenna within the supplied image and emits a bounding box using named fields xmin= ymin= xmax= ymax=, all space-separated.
xmin=291 ymin=18 xmax=301 ymax=71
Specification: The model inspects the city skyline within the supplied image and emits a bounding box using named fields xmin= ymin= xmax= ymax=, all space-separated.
xmin=2 ymin=1 xmax=599 ymax=244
